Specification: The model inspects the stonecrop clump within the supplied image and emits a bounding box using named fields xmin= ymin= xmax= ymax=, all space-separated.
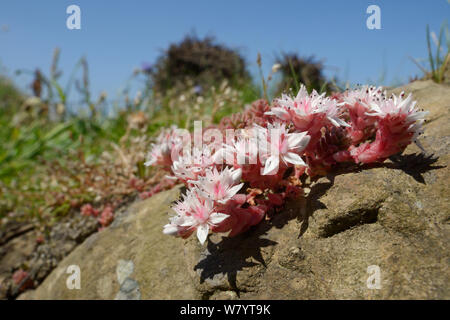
xmin=145 ymin=85 xmax=428 ymax=245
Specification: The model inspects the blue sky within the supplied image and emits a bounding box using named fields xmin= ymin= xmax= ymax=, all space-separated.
xmin=0 ymin=0 xmax=449 ymax=102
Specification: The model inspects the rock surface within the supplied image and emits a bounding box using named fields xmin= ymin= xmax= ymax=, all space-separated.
xmin=19 ymin=187 xmax=199 ymax=300
xmin=0 ymin=213 xmax=99 ymax=299
xmin=20 ymin=80 xmax=450 ymax=300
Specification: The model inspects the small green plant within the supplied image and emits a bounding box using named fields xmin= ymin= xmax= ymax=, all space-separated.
xmin=410 ymin=22 xmax=450 ymax=83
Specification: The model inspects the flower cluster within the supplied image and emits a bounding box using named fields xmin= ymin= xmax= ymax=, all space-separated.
xmin=145 ymin=85 xmax=427 ymax=244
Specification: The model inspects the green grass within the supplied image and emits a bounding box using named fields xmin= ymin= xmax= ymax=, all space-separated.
xmin=410 ymin=22 xmax=449 ymax=84
xmin=0 ymin=61 xmax=258 ymax=224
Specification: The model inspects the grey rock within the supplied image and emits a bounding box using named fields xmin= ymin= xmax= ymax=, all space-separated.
xmin=19 ymin=80 xmax=450 ymax=300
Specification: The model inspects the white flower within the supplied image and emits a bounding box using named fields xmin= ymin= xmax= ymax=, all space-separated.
xmin=342 ymin=85 xmax=385 ymax=108
xmin=144 ymin=126 xmax=182 ymax=167
xmin=190 ymin=167 xmax=243 ymax=204
xmin=171 ymin=145 xmax=217 ymax=181
xmin=366 ymin=92 xmax=426 ymax=120
xmin=366 ymin=92 xmax=428 ymax=139
xmin=214 ymin=128 xmax=259 ymax=166
xmin=163 ymin=214 xmax=187 ymax=236
xmin=258 ymin=123 xmax=310 ymax=175
xmin=163 ymin=190 xmax=195 ymax=235
xmin=179 ymin=192 xmax=229 ymax=244
xmin=266 ymin=85 xmax=349 ymax=129
xmin=163 ymin=188 xmax=229 ymax=244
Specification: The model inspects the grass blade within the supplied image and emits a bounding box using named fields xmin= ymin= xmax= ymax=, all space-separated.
xmin=288 ymin=58 xmax=300 ymax=93
xmin=426 ymin=25 xmax=436 ymax=80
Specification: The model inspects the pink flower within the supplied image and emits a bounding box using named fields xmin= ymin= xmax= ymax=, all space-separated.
xmin=214 ymin=128 xmax=260 ymax=167
xmin=144 ymin=126 xmax=183 ymax=168
xmin=190 ymin=167 xmax=244 ymax=204
xmin=267 ymin=85 xmax=349 ymax=134
xmin=339 ymin=86 xmax=383 ymax=144
xmin=342 ymin=85 xmax=385 ymax=107
xmin=349 ymin=92 xmax=428 ymax=163
xmin=366 ymin=92 xmax=427 ymax=134
xmin=257 ymin=123 xmax=310 ymax=175
xmin=163 ymin=192 xmax=195 ymax=237
xmin=148 ymin=83 xmax=429 ymax=244
xmin=170 ymin=145 xmax=219 ymax=183
xmin=163 ymin=189 xmax=229 ymax=244
xmin=181 ymin=202 xmax=229 ymax=245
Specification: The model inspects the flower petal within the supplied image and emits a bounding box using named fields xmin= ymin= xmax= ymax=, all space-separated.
xmin=196 ymin=224 xmax=209 ymax=245
xmin=263 ymin=155 xmax=279 ymax=175
xmin=163 ymin=224 xmax=178 ymax=236
xmin=231 ymin=168 xmax=242 ymax=183
xmin=180 ymin=216 xmax=196 ymax=227
xmin=328 ymin=116 xmax=350 ymax=127
xmin=226 ymin=183 xmax=244 ymax=199
xmin=288 ymin=132 xmax=310 ymax=150
xmin=287 ymin=132 xmax=307 ymax=148
xmin=209 ymin=213 xmax=229 ymax=225
xmin=265 ymin=107 xmax=290 ymax=120
xmin=283 ymin=152 xmax=306 ymax=166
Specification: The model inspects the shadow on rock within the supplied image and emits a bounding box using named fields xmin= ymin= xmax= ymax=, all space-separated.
xmin=386 ymin=153 xmax=444 ymax=184
xmin=193 ymin=221 xmax=278 ymax=295
xmin=193 ymin=152 xmax=442 ymax=293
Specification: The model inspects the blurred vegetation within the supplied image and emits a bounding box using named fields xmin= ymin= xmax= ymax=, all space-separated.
xmin=149 ymin=34 xmax=251 ymax=95
xmin=275 ymin=52 xmax=333 ymax=94
xmin=410 ymin=21 xmax=450 ymax=84
xmin=0 ymin=41 xmax=260 ymax=227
